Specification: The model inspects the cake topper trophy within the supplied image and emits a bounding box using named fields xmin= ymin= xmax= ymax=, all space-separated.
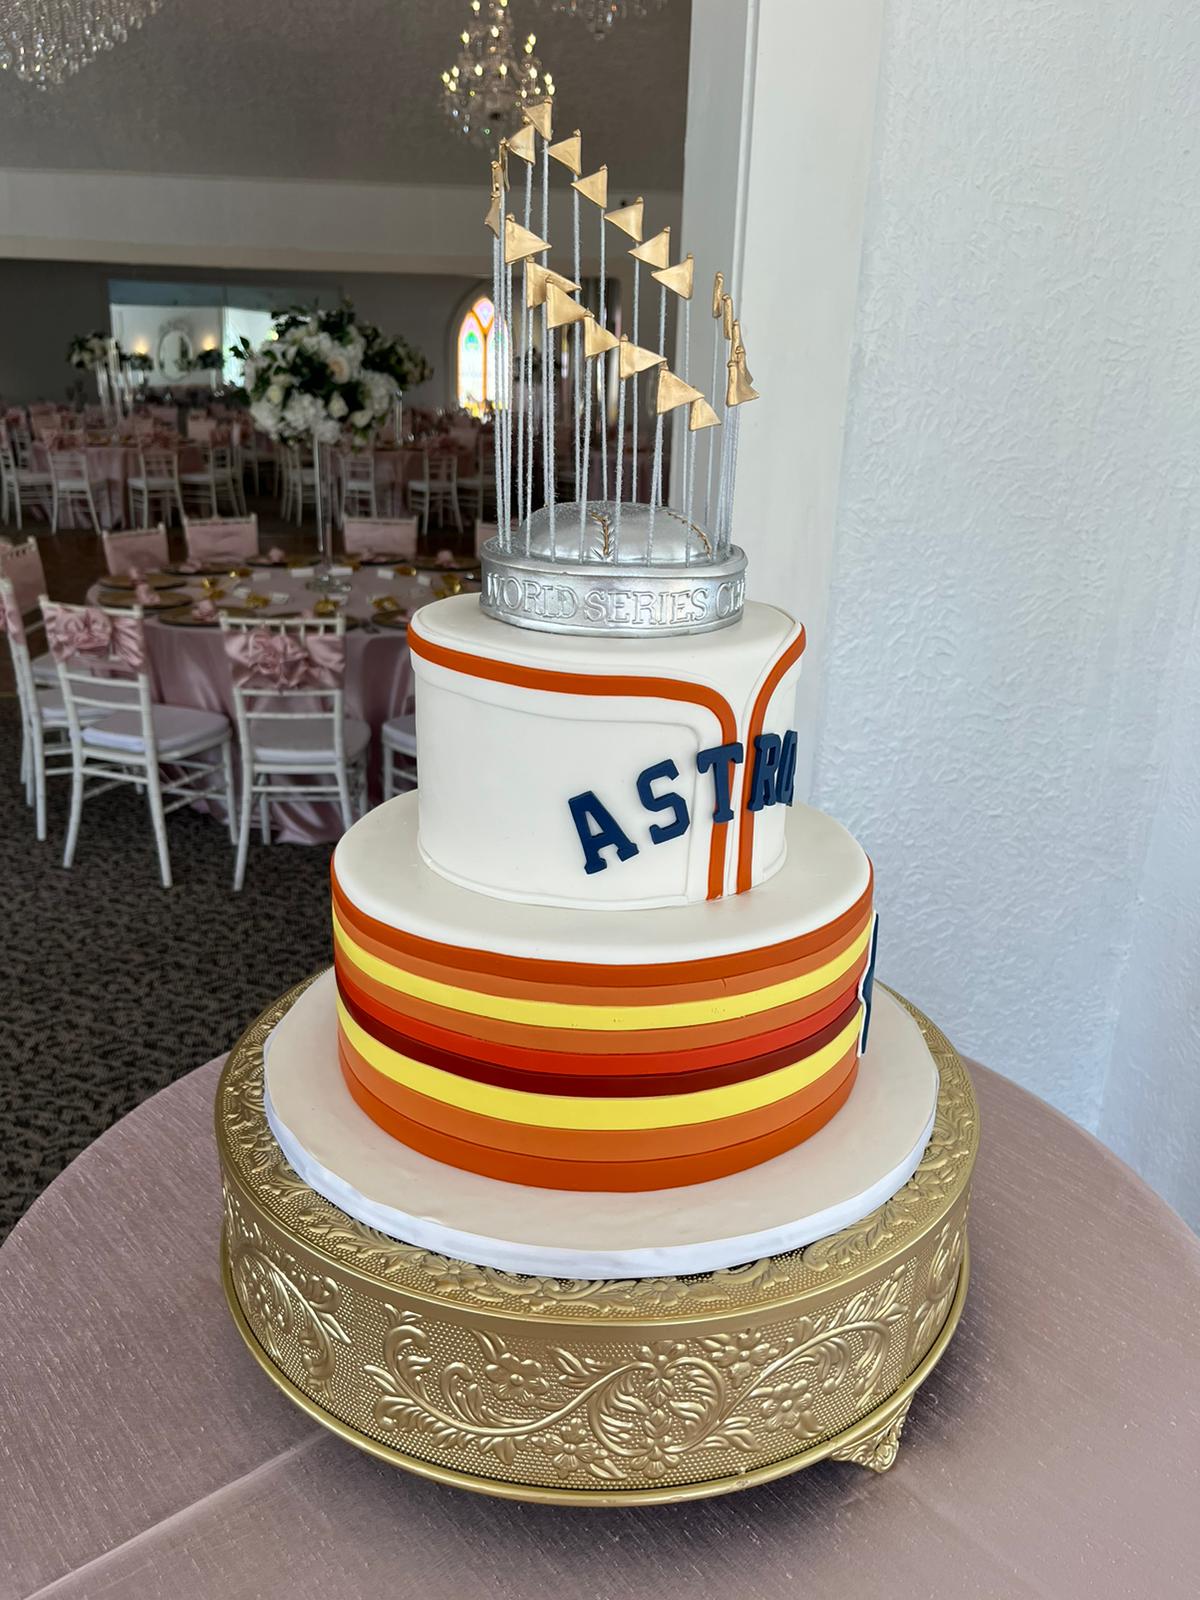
xmin=481 ymin=100 xmax=758 ymax=637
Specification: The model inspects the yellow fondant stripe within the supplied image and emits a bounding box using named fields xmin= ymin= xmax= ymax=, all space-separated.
xmin=337 ymin=995 xmax=864 ymax=1130
xmin=333 ymin=917 xmax=872 ymax=1033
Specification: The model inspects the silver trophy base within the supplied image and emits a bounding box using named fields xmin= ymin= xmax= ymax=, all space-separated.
xmin=481 ymin=502 xmax=747 ymax=638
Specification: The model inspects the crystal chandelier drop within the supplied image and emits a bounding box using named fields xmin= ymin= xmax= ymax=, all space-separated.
xmin=542 ymin=0 xmax=667 ymax=42
xmin=441 ymin=0 xmax=555 ymax=148
xmin=0 ymin=0 xmax=163 ymax=87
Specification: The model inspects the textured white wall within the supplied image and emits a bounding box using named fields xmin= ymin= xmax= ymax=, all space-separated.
xmin=812 ymin=0 xmax=1200 ymax=1163
xmin=1098 ymin=601 xmax=1200 ymax=1227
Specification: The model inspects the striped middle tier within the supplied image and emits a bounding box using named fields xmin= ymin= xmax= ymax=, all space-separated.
xmin=330 ymin=865 xmax=875 ymax=1191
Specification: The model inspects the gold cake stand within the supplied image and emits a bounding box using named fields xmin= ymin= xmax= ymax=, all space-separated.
xmin=217 ymin=979 xmax=977 ymax=1506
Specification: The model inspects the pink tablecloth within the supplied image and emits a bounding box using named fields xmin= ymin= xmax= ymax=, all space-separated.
xmin=1 ymin=1054 xmax=1197 ymax=1599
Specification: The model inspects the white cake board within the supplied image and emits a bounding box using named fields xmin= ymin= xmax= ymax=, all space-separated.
xmin=263 ymin=971 xmax=938 ymax=1279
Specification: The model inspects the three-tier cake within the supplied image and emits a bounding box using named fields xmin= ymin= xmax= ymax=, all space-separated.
xmin=218 ymin=97 xmax=976 ymax=1502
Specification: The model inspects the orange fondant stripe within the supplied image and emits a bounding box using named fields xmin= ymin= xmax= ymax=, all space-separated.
xmin=339 ymin=1029 xmax=858 ymax=1162
xmin=330 ymin=859 xmax=873 ymax=988
xmin=736 ymin=627 xmax=808 ymax=893
xmin=409 ymin=622 xmax=739 ymax=900
xmin=340 ymin=1044 xmax=859 ymax=1192
xmin=331 ymin=894 xmax=874 ymax=1008
xmin=333 ymin=940 xmax=871 ymax=1056
xmin=335 ymin=949 xmax=870 ymax=1066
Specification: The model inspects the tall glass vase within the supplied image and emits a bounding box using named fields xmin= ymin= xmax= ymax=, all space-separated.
xmin=310 ymin=427 xmax=337 ymax=573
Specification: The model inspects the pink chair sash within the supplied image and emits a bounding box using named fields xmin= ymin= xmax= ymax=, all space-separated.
xmin=223 ymin=628 xmax=345 ymax=690
xmin=0 ymin=584 xmax=26 ymax=646
xmin=43 ymin=603 xmax=147 ymax=673
xmin=103 ymin=526 xmax=169 ymax=576
xmin=184 ymin=519 xmax=258 ymax=561
xmin=342 ymin=516 xmax=418 ymax=557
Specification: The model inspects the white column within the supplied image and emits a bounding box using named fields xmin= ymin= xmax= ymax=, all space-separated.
xmin=675 ymin=0 xmax=885 ymax=799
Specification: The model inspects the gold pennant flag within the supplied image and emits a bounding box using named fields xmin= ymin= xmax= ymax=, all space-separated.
xmin=726 ymin=350 xmax=759 ymax=406
xmin=583 ymin=316 xmax=619 ymax=359
xmin=546 ymin=282 xmax=589 ymax=331
xmin=507 ymin=122 xmax=536 ymax=164
xmin=618 ymin=335 xmax=665 ymax=381
xmin=572 ymin=165 xmax=608 ymax=208
xmin=522 ymin=99 xmax=553 ymax=141
xmin=731 ymin=321 xmax=755 ymax=388
xmin=504 ymin=215 xmax=550 ymax=264
xmin=604 ymin=197 xmax=644 ymax=242
xmin=630 ymin=226 xmax=671 ymax=270
xmin=484 ymin=194 xmax=501 ymax=237
xmin=711 ymin=271 xmax=725 ymax=319
xmin=548 ymin=129 xmax=582 ymax=175
xmin=655 ymin=367 xmax=704 ymax=415
xmin=525 ymin=261 xmax=582 ymax=308
xmin=689 ymin=396 xmax=721 ymax=432
xmin=653 ymin=253 xmax=695 ymax=300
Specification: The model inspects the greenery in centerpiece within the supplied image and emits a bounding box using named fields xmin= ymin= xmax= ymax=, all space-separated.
xmin=189 ymin=347 xmax=225 ymax=373
xmin=236 ymin=303 xmax=432 ymax=444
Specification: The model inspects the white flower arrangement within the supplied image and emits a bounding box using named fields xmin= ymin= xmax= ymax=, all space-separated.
xmin=234 ymin=304 xmax=430 ymax=445
xmin=67 ymin=332 xmax=112 ymax=372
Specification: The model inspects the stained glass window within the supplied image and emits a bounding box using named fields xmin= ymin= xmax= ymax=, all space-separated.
xmin=455 ymin=296 xmax=495 ymax=416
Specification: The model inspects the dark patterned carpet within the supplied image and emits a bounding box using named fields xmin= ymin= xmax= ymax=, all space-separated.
xmin=0 ymin=695 xmax=332 ymax=1238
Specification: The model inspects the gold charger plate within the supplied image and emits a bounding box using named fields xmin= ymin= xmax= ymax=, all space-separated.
xmin=99 ymin=571 xmax=186 ymax=591
xmin=98 ymin=588 xmax=192 ymax=611
xmin=218 ymin=981 xmax=977 ymax=1505
xmin=414 ymin=555 xmax=481 ymax=573
xmin=164 ymin=561 xmax=233 ymax=577
xmin=159 ymin=605 xmax=257 ymax=626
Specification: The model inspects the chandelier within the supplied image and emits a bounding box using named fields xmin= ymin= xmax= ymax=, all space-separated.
xmin=541 ymin=0 xmax=667 ymax=42
xmin=0 ymin=0 xmax=163 ymax=87
xmin=441 ymin=0 xmax=555 ymax=148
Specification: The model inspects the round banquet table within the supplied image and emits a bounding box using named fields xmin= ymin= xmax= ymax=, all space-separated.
xmin=86 ymin=565 xmax=457 ymax=841
xmin=1 ymin=1053 xmax=1196 ymax=1600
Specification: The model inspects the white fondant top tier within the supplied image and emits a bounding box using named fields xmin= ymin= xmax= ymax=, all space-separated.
xmin=335 ymin=793 xmax=869 ymax=965
xmin=408 ymin=595 xmax=807 ymax=910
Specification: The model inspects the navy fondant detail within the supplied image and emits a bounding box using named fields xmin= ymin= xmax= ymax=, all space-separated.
xmin=747 ymin=732 xmax=783 ymax=812
xmin=567 ymin=791 xmax=640 ymax=875
xmin=637 ymin=759 xmax=691 ymax=845
xmin=696 ymin=741 xmax=744 ymax=823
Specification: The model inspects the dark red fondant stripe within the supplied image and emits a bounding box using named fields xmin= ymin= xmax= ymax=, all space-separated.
xmin=337 ymin=971 xmax=862 ymax=1098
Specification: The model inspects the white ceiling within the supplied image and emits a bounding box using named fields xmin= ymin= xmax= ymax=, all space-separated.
xmin=0 ymin=0 xmax=691 ymax=189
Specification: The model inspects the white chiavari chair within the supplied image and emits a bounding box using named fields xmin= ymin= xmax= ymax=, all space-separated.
xmin=48 ymin=450 xmax=101 ymax=534
xmin=40 ymin=598 xmax=234 ymax=886
xmin=408 ymin=450 xmax=463 ymax=539
xmin=128 ymin=447 xmax=185 ymax=528
xmin=380 ymin=649 xmax=417 ymax=798
xmin=0 ymin=434 xmax=52 ymax=530
xmin=339 ymin=449 xmax=379 ymax=522
xmin=220 ymin=614 xmax=369 ymax=890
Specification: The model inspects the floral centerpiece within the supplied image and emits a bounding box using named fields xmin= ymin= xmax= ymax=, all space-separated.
xmin=67 ymin=332 xmax=112 ymax=372
xmin=125 ymin=351 xmax=154 ymax=375
xmin=189 ymin=347 xmax=225 ymax=373
xmin=236 ymin=304 xmax=432 ymax=446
